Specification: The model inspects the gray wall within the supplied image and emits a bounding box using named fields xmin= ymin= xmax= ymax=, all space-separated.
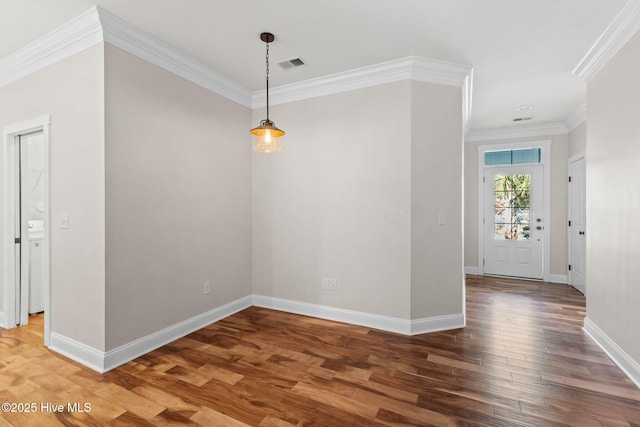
xmin=411 ymin=81 xmax=464 ymax=319
xmin=104 ymin=44 xmax=253 ymax=350
xmin=252 ymin=81 xmax=413 ymax=318
xmin=252 ymin=79 xmax=465 ymax=322
xmin=0 ymin=45 xmax=106 ymax=349
xmin=586 ymin=30 xmax=640 ymax=365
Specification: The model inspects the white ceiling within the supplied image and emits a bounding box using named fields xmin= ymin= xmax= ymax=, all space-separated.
xmin=0 ymin=0 xmax=629 ymax=131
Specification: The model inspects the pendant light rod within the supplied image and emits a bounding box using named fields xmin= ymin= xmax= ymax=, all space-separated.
xmin=261 ymin=32 xmax=274 ymax=121
xmin=250 ymin=32 xmax=285 ymax=153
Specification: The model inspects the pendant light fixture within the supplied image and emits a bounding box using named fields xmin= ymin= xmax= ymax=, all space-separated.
xmin=250 ymin=32 xmax=285 ymax=153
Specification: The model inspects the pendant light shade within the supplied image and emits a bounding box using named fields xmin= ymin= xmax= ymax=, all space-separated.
xmin=250 ymin=32 xmax=285 ymax=153
xmin=250 ymin=119 xmax=285 ymax=153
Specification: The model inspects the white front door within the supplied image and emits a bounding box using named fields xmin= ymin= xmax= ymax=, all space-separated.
xmin=483 ymin=165 xmax=544 ymax=279
xmin=568 ymin=155 xmax=586 ymax=294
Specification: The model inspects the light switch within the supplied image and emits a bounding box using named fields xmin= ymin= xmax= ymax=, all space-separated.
xmin=60 ymin=214 xmax=69 ymax=229
xmin=438 ymin=212 xmax=446 ymax=225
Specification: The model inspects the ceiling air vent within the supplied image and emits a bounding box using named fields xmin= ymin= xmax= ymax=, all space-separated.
xmin=278 ymin=58 xmax=306 ymax=69
xmin=513 ymin=117 xmax=533 ymax=122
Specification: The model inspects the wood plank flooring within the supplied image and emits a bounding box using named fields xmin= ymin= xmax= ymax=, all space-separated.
xmin=1 ymin=275 xmax=640 ymax=426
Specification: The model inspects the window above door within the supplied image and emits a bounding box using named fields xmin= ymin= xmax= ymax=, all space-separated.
xmin=484 ymin=148 xmax=541 ymax=166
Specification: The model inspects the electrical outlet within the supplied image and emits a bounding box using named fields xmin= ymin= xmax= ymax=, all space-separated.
xmin=203 ymin=281 xmax=211 ymax=295
xmin=322 ymin=278 xmax=329 ymax=290
xmin=329 ymin=279 xmax=337 ymax=290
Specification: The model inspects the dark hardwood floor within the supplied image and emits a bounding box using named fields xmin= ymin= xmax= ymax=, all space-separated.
xmin=1 ymin=275 xmax=639 ymax=426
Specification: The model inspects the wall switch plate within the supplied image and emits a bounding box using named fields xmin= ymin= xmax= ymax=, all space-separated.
xmin=60 ymin=213 xmax=70 ymax=229
xmin=203 ymin=281 xmax=211 ymax=295
xmin=438 ymin=212 xmax=446 ymax=225
xmin=329 ymin=279 xmax=337 ymax=290
xmin=322 ymin=278 xmax=329 ymax=290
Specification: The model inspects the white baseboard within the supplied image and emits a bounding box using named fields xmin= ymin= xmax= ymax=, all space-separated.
xmin=48 ymin=294 xmax=466 ymax=373
xmin=253 ymin=295 xmax=412 ymax=334
xmin=49 ymin=295 xmax=253 ymax=373
xmin=464 ymin=266 xmax=479 ymax=275
xmin=253 ymin=295 xmax=464 ymax=336
xmin=464 ymin=270 xmax=568 ymax=284
xmin=583 ymin=317 xmax=640 ymax=390
xmin=411 ymin=313 xmax=465 ymax=335
xmin=49 ymin=332 xmax=106 ymax=372
xmin=103 ymin=295 xmax=253 ymax=372
xmin=548 ymin=274 xmax=568 ymax=284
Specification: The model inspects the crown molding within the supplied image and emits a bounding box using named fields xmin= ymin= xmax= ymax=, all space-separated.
xmin=565 ymin=104 xmax=587 ymax=132
xmin=0 ymin=7 xmax=253 ymax=107
xmin=1 ymin=7 xmax=472 ymax=116
xmin=0 ymin=7 xmax=103 ymax=88
xmin=465 ymin=122 xmax=568 ymax=142
xmin=97 ymin=8 xmax=252 ymax=108
xmin=252 ymin=56 xmax=472 ymax=108
xmin=573 ymin=0 xmax=640 ymax=81
xmin=253 ymin=56 xmax=473 ymax=130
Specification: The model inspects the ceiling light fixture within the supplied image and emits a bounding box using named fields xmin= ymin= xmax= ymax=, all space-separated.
xmin=250 ymin=32 xmax=285 ymax=153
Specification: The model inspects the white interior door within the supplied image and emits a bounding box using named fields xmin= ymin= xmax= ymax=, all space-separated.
xmin=568 ymin=155 xmax=586 ymax=294
xmin=3 ymin=115 xmax=50 ymax=343
xmin=14 ymin=132 xmax=46 ymax=325
xmin=17 ymin=136 xmax=32 ymax=325
xmin=484 ymin=165 xmax=544 ymax=279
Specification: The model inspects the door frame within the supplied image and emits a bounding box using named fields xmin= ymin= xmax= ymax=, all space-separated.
xmin=2 ymin=115 xmax=51 ymax=346
xmin=567 ymin=152 xmax=586 ymax=294
xmin=477 ymin=140 xmax=551 ymax=282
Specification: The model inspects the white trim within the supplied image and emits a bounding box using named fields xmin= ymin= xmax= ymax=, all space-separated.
xmin=253 ymin=56 xmax=472 ymax=109
xmin=565 ymin=104 xmax=587 ymax=132
xmin=573 ymin=0 xmax=640 ymax=81
xmin=0 ymin=310 xmax=4 ymax=329
xmin=49 ymin=333 xmax=106 ymax=373
xmin=0 ymin=7 xmax=253 ymax=108
xmin=567 ymin=152 xmax=586 ymax=164
xmin=252 ymin=295 xmax=464 ymax=336
xmin=1 ymin=6 xmax=474 ymax=114
xmin=48 ymin=293 xmax=467 ymax=372
xmin=253 ymin=295 xmax=412 ymax=335
xmin=583 ymin=317 xmax=640 ymax=390
xmin=465 ymin=122 xmax=568 ymax=142
xmin=97 ymin=8 xmax=253 ymax=108
xmin=462 ymin=69 xmax=474 ymax=135
xmin=49 ymin=295 xmax=253 ymax=373
xmin=464 ymin=266 xmax=479 ymax=275
xmin=548 ymin=274 xmax=568 ymax=284
xmin=253 ymin=56 xmax=473 ymax=130
xmin=411 ymin=313 xmax=465 ymax=335
xmin=476 ymin=140 xmax=552 ymax=282
xmin=3 ymin=115 xmax=51 ymax=346
xmin=103 ymin=295 xmax=252 ymax=372
xmin=0 ymin=8 xmax=103 ymax=89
